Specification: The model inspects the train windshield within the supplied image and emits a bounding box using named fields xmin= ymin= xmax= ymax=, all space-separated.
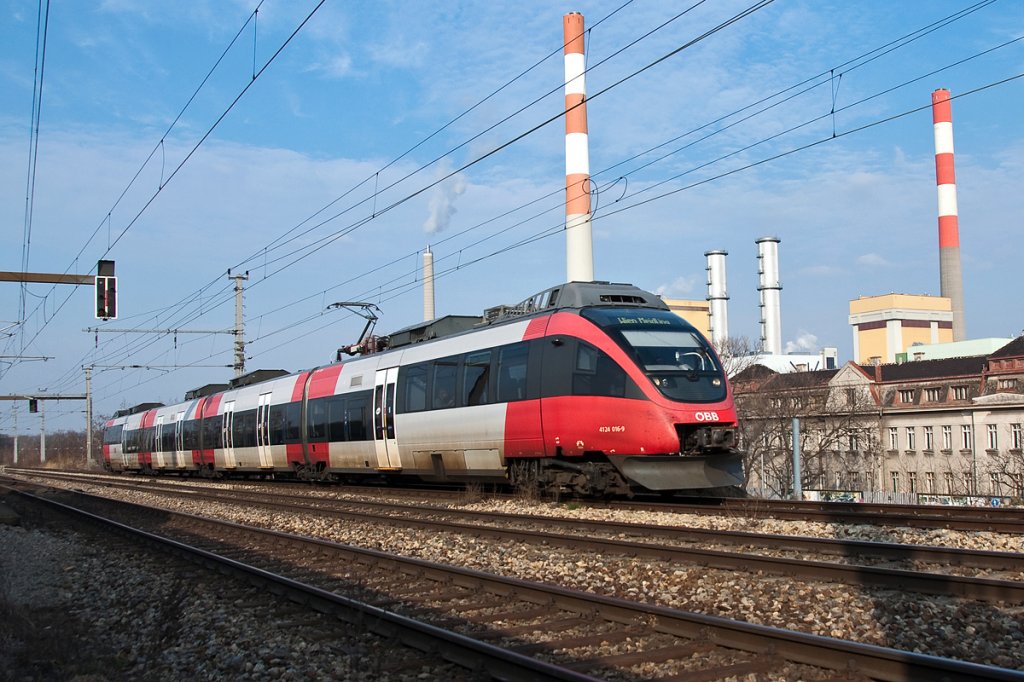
xmin=581 ymin=308 xmax=727 ymax=403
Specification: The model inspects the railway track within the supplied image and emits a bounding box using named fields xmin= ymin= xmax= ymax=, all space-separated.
xmin=12 ymin=467 xmax=1024 ymax=532
xmin=607 ymin=496 xmax=1024 ymax=533
xmin=3 ymin=478 xmax=1019 ymax=682
xmin=11 ymin=469 xmax=1024 ymax=604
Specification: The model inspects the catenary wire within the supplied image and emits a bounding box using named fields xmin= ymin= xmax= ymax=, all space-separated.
xmin=52 ymin=25 xmax=1023 ymax=399
xmin=14 ymin=5 xmax=1015 ymax=405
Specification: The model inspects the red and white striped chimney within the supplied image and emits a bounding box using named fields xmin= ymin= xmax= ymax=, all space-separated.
xmin=563 ymin=12 xmax=594 ymax=283
xmin=932 ymin=88 xmax=966 ymax=341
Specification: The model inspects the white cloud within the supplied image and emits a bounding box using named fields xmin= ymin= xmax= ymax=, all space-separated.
xmin=655 ymin=275 xmax=699 ymax=298
xmin=314 ymin=53 xmax=354 ymax=79
xmin=799 ymin=264 xmax=843 ymax=276
xmin=857 ymin=253 xmax=892 ymax=267
xmin=784 ymin=331 xmax=819 ymax=354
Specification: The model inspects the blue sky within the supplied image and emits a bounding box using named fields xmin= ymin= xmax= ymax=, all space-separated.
xmin=1 ymin=0 xmax=1022 ymax=432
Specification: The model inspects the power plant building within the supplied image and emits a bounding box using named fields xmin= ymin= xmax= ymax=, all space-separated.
xmin=662 ymin=298 xmax=712 ymax=341
xmin=848 ymin=293 xmax=954 ymax=365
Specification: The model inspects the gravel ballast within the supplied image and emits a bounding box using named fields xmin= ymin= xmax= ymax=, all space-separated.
xmin=4 ymin=475 xmax=1023 ymax=675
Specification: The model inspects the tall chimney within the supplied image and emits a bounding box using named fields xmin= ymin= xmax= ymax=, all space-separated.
xmin=704 ymin=250 xmax=729 ymax=348
xmin=756 ymin=236 xmax=782 ymax=355
xmin=423 ymin=246 xmax=435 ymax=321
xmin=932 ymin=88 xmax=966 ymax=341
xmin=563 ymin=12 xmax=594 ymax=283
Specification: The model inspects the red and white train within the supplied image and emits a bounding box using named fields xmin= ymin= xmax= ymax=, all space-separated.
xmin=102 ymin=282 xmax=743 ymax=496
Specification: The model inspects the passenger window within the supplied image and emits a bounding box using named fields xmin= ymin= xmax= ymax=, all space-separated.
xmin=432 ymin=360 xmax=458 ymax=409
xmin=576 ymin=343 xmax=597 ymax=373
xmin=400 ymin=364 xmax=428 ymax=412
xmin=497 ymin=343 xmax=529 ymax=403
xmin=283 ymin=402 xmax=301 ymax=443
xmin=573 ymin=342 xmax=626 ymax=398
xmin=463 ymin=350 xmax=491 ymax=406
xmin=308 ymin=398 xmax=328 ymax=441
xmin=327 ymin=397 xmax=346 ymax=442
xmin=346 ymin=396 xmax=368 ymax=441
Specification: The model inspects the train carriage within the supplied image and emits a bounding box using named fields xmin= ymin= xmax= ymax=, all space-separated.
xmin=103 ymin=282 xmax=744 ymax=496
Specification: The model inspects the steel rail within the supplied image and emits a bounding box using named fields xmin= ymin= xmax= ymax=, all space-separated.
xmin=2 ymin=483 xmax=600 ymax=682
xmin=7 ymin=483 xmax=1022 ymax=682
xmin=14 ymin=471 xmax=1024 ymax=603
xmin=607 ymin=497 xmax=1024 ymax=533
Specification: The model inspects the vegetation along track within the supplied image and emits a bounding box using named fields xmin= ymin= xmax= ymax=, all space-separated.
xmin=3 ymin=477 xmax=1021 ymax=682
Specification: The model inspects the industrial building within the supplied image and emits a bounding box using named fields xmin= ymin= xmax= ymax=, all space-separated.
xmin=661 ymin=298 xmax=711 ymax=340
xmin=848 ymin=293 xmax=954 ymax=364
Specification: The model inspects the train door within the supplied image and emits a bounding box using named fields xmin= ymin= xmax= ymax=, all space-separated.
xmin=119 ymin=425 xmax=130 ymax=469
xmin=373 ymin=367 xmax=401 ymax=469
xmin=256 ymin=392 xmax=273 ymax=468
xmin=222 ymin=400 xmax=236 ymax=468
xmin=154 ymin=416 xmax=166 ymax=469
xmin=173 ymin=411 xmax=185 ymax=468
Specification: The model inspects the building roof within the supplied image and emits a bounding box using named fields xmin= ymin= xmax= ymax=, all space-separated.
xmin=731 ymin=364 xmax=777 ymax=384
xmin=989 ymin=335 xmax=1024 ymax=360
xmin=732 ymin=365 xmax=837 ymax=392
xmin=764 ymin=368 xmax=839 ymax=390
xmin=905 ymin=338 xmax=1012 ymax=361
xmin=872 ymin=356 xmax=986 ymax=382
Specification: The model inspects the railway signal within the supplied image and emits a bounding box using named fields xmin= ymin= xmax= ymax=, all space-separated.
xmin=95 ymin=260 xmax=117 ymax=320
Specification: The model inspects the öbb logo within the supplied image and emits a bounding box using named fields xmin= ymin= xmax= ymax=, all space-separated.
xmin=694 ymin=411 xmax=719 ymax=422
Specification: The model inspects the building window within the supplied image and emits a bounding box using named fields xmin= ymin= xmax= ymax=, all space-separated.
xmin=848 ymin=471 xmax=860 ymax=489
xmin=890 ymin=471 xmax=900 ymax=492
xmin=990 ymin=474 xmax=1002 ymax=495
xmin=1012 ymin=423 xmax=1023 ymax=450
xmin=926 ymin=471 xmax=936 ymax=493
xmin=952 ymin=386 xmax=970 ymax=400
xmin=908 ymin=471 xmax=918 ymax=493
xmin=925 ymin=387 xmax=944 ymax=402
xmin=941 ymin=425 xmax=952 ymax=450
xmin=964 ymin=472 xmax=974 ymax=494
xmin=905 ymin=427 xmax=916 ymax=451
xmin=987 ymin=424 xmax=998 ymax=450
xmin=924 ymin=425 xmax=934 ymax=451
xmin=998 ymin=378 xmax=1015 ymax=390
xmin=888 ymin=427 xmax=899 ymax=450
xmin=961 ymin=424 xmax=973 ymax=451
xmin=943 ymin=472 xmax=954 ymax=494
xmin=899 ymin=389 xmax=914 ymax=403
xmin=1012 ymin=473 xmax=1024 ymax=495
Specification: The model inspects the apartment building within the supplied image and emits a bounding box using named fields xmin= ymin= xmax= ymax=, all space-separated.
xmin=732 ymin=336 xmax=1024 ymax=499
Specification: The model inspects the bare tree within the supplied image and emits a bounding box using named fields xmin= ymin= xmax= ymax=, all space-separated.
xmin=716 ymin=335 xmax=764 ymax=378
xmin=982 ymin=448 xmax=1024 ymax=500
xmin=733 ymin=367 xmax=882 ymax=497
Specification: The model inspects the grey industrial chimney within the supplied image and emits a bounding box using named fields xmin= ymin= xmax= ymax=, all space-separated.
xmin=423 ymin=246 xmax=435 ymax=321
xmin=756 ymin=237 xmax=782 ymax=355
xmin=704 ymin=250 xmax=729 ymax=348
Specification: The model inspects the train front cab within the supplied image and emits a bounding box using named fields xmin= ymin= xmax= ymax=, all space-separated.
xmin=526 ymin=306 xmax=743 ymax=493
xmin=382 ymin=307 xmax=742 ymax=494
